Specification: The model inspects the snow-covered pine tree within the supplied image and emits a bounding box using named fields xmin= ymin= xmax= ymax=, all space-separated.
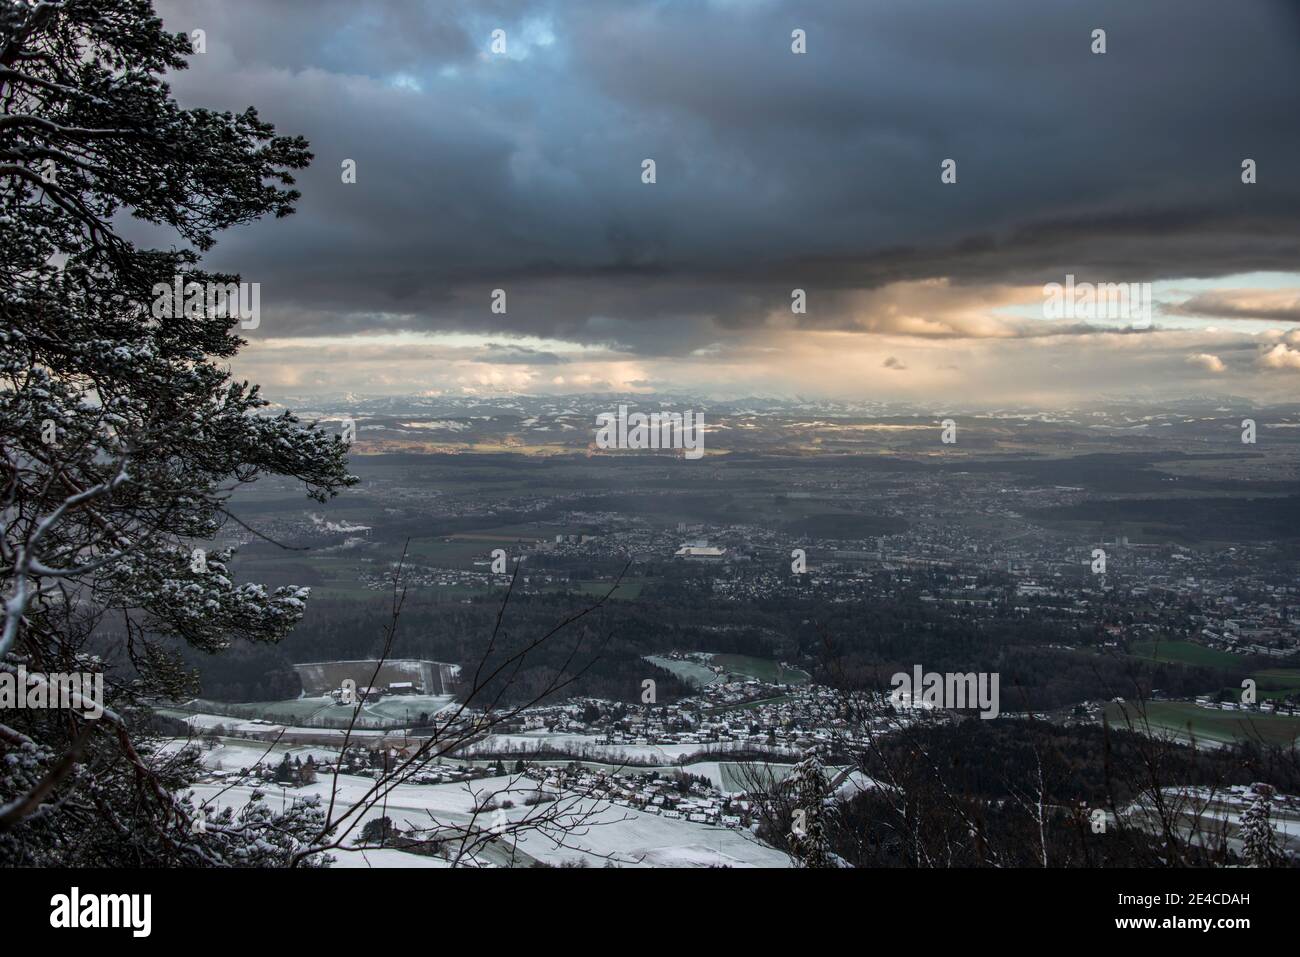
xmin=1240 ymin=783 xmax=1282 ymax=868
xmin=0 ymin=0 xmax=354 ymax=864
xmin=787 ymin=747 xmax=833 ymax=867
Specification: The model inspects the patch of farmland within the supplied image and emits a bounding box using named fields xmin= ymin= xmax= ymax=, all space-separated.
xmin=644 ymin=655 xmax=722 ymax=687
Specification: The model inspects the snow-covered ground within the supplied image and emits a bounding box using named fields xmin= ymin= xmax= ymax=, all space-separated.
xmin=157 ymin=692 xmax=458 ymax=738
xmin=167 ymin=711 xmax=391 ymax=738
xmin=330 ymin=847 xmax=453 ymax=868
xmin=186 ymin=771 xmax=789 ymax=869
xmin=154 ymin=738 xmax=340 ymax=770
xmin=644 ymin=654 xmax=723 ymax=687
xmin=161 ymin=735 xmax=810 ymax=796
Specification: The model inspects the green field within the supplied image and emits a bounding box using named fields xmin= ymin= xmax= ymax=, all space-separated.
xmin=1128 ymin=640 xmax=1243 ymax=670
xmin=1105 ymin=700 xmax=1300 ymax=747
xmin=187 ymin=696 xmax=338 ymax=723
xmin=1127 ymin=641 xmax=1300 ymax=701
xmin=717 ymin=761 xmax=798 ymax=793
xmin=710 ymin=654 xmax=810 ymax=686
xmin=360 ymin=694 xmax=456 ymax=722
xmin=235 ymin=553 xmax=383 ymax=599
xmin=1253 ymin=668 xmax=1300 ymax=701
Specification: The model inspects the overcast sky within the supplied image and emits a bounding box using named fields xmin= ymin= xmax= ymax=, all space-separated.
xmin=152 ymin=0 xmax=1300 ymax=405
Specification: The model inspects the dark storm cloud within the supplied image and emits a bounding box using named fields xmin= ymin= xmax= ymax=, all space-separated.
xmin=481 ymin=343 xmax=566 ymax=364
xmin=152 ymin=0 xmax=1300 ymax=347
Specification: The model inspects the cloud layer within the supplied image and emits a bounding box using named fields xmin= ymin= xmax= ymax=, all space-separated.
xmin=151 ymin=0 xmax=1300 ymax=400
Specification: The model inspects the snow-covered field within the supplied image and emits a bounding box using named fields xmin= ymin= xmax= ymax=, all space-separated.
xmin=158 ymin=693 xmax=457 ymax=736
xmin=330 ymin=847 xmax=453 ymax=868
xmin=164 ymin=711 xmax=391 ymax=739
xmin=186 ymin=770 xmax=789 ymax=869
xmin=644 ymin=654 xmax=723 ymax=687
xmin=155 ymin=738 xmax=341 ymax=770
